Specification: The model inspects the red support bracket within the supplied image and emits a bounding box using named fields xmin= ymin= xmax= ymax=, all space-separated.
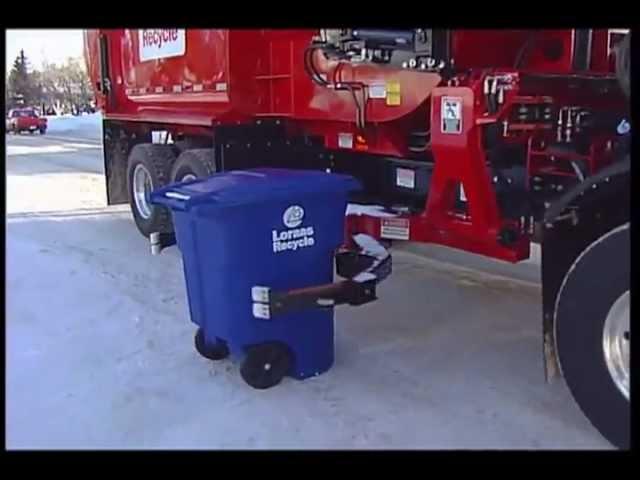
xmin=345 ymin=85 xmax=530 ymax=263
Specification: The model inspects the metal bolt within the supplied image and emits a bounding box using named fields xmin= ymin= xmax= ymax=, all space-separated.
xmin=264 ymin=363 xmax=271 ymax=371
xmin=592 ymin=184 xmax=598 ymax=189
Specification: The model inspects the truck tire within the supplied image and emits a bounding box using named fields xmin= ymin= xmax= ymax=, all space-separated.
xmin=127 ymin=143 xmax=176 ymax=238
xmin=170 ymin=148 xmax=217 ymax=183
xmin=554 ymin=223 xmax=629 ymax=449
xmin=615 ymin=34 xmax=630 ymax=99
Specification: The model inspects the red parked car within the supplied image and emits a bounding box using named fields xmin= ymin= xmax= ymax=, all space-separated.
xmin=6 ymin=108 xmax=47 ymax=134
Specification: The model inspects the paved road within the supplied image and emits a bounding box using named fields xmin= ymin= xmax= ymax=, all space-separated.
xmin=5 ymin=131 xmax=611 ymax=449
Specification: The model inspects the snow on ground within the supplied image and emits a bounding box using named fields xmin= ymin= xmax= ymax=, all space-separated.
xmin=45 ymin=112 xmax=102 ymax=140
xmin=5 ymin=130 xmax=607 ymax=449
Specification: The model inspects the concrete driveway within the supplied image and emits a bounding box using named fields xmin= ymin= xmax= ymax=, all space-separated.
xmin=5 ymin=128 xmax=611 ymax=449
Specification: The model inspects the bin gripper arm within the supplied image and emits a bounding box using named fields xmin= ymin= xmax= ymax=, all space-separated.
xmin=251 ymin=234 xmax=391 ymax=320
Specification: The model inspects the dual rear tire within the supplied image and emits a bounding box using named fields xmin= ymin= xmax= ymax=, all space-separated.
xmin=126 ymin=145 xmax=216 ymax=237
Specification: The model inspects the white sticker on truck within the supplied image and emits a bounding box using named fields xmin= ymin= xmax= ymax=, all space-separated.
xmin=369 ymin=84 xmax=387 ymax=99
xmin=396 ymin=168 xmax=416 ymax=189
xmin=139 ymin=29 xmax=186 ymax=62
xmin=441 ymin=96 xmax=462 ymax=134
xmin=381 ymin=218 xmax=410 ymax=240
xmin=338 ymin=133 xmax=354 ymax=149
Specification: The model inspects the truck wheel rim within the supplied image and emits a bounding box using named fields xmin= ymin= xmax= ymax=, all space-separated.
xmin=602 ymin=290 xmax=630 ymax=400
xmin=133 ymin=164 xmax=153 ymax=220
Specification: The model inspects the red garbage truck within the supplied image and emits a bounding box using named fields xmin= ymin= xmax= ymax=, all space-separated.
xmin=84 ymin=28 xmax=630 ymax=448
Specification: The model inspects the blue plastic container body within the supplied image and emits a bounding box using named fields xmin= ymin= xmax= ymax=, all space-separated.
xmin=151 ymin=168 xmax=360 ymax=379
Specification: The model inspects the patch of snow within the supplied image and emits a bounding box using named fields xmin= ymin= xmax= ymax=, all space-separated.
xmin=45 ymin=112 xmax=103 ymax=140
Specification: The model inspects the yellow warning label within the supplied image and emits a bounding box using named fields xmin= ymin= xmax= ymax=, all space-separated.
xmin=386 ymin=81 xmax=401 ymax=93
xmin=386 ymin=81 xmax=401 ymax=106
xmin=386 ymin=93 xmax=401 ymax=106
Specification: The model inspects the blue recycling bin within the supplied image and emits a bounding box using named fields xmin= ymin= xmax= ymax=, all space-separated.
xmin=151 ymin=168 xmax=361 ymax=389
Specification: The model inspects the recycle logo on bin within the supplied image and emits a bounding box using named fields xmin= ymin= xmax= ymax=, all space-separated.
xmin=283 ymin=205 xmax=305 ymax=228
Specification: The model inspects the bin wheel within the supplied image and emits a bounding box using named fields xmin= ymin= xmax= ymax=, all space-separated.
xmin=194 ymin=328 xmax=229 ymax=361
xmin=240 ymin=342 xmax=292 ymax=390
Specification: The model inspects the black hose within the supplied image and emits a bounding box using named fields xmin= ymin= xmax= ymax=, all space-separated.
xmin=514 ymin=32 xmax=538 ymax=69
xmin=615 ymin=34 xmax=630 ymax=99
xmin=304 ymin=47 xmax=330 ymax=86
xmin=305 ymin=45 xmax=369 ymax=129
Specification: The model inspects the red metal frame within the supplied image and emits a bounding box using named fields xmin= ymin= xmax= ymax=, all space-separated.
xmin=85 ymin=29 xmax=626 ymax=263
xmin=345 ymin=85 xmax=530 ymax=263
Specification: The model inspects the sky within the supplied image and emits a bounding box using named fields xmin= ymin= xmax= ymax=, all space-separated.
xmin=6 ymin=29 xmax=85 ymax=75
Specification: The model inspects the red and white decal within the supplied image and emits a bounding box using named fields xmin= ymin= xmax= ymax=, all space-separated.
xmin=138 ymin=29 xmax=186 ymax=62
xmin=381 ymin=218 xmax=410 ymax=240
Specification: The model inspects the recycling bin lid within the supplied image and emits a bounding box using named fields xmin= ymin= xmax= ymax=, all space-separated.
xmin=151 ymin=168 xmax=361 ymax=211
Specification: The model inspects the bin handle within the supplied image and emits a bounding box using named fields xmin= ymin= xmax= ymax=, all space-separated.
xmin=165 ymin=191 xmax=191 ymax=201
xmin=150 ymin=190 xmax=192 ymax=212
xmin=251 ymin=234 xmax=391 ymax=319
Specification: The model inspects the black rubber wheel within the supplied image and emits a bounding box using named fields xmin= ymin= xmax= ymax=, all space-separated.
xmin=555 ymin=223 xmax=630 ymax=449
xmin=615 ymin=33 xmax=630 ymax=99
xmin=194 ymin=328 xmax=230 ymax=361
xmin=240 ymin=342 xmax=292 ymax=390
xmin=39 ymin=127 xmax=46 ymax=135
xmin=170 ymin=148 xmax=217 ymax=183
xmin=126 ymin=143 xmax=176 ymax=238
